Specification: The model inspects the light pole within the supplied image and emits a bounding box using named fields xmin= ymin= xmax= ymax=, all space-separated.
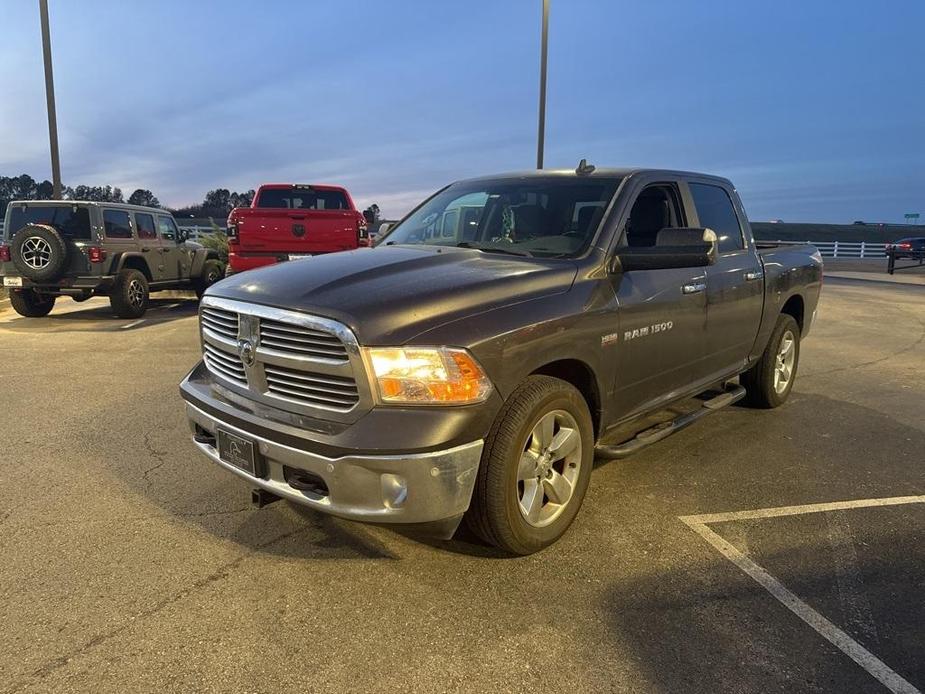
xmin=39 ymin=0 xmax=62 ymax=199
xmin=536 ymin=0 xmax=549 ymax=169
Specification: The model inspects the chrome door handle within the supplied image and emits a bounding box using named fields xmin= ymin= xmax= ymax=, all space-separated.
xmin=745 ymin=271 xmax=763 ymax=281
xmin=682 ymin=282 xmax=706 ymax=294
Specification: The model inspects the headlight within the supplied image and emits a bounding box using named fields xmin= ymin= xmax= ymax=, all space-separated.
xmin=364 ymin=347 xmax=493 ymax=405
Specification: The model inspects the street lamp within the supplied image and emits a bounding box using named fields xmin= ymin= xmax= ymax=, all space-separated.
xmin=536 ymin=0 xmax=549 ymax=169
xmin=39 ymin=0 xmax=62 ymax=199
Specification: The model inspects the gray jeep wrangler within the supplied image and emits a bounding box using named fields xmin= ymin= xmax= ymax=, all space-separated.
xmin=1 ymin=200 xmax=225 ymax=318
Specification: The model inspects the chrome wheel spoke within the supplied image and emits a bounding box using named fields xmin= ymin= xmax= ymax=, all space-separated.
xmin=517 ymin=451 xmax=539 ymax=481
xmin=519 ymin=479 xmax=544 ymax=524
xmin=549 ymin=426 xmax=578 ymax=458
xmin=533 ymin=412 xmax=555 ymax=450
xmin=543 ymin=470 xmax=572 ymax=505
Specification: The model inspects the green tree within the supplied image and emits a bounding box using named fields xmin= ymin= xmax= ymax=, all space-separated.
xmin=128 ymin=188 xmax=161 ymax=208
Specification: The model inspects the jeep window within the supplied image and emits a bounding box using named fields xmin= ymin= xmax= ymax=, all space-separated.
xmin=135 ymin=213 xmax=157 ymax=240
xmin=689 ymin=183 xmax=744 ymax=253
xmin=379 ymin=178 xmax=622 ymax=258
xmin=6 ymin=205 xmax=92 ymax=241
xmin=256 ymin=188 xmax=349 ymax=210
xmin=103 ymin=209 xmax=133 ymax=239
xmin=157 ymin=216 xmax=179 ymax=242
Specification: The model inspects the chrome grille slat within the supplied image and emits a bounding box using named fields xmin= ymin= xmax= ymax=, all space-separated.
xmin=259 ymin=319 xmax=349 ymax=361
xmin=263 ymin=366 xmax=358 ymax=390
xmin=260 ymin=338 xmax=348 ymax=359
xmin=259 ymin=321 xmax=342 ymax=341
xmin=266 ymin=382 xmax=358 ymax=408
xmin=201 ymin=307 xmax=239 ymax=340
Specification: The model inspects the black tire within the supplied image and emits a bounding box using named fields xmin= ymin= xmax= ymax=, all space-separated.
xmin=466 ymin=375 xmax=594 ymax=555
xmin=741 ymin=313 xmax=801 ymax=408
xmin=10 ymin=224 xmax=69 ymax=282
xmin=9 ymin=289 xmax=56 ymax=318
xmin=109 ymin=269 xmax=149 ymax=318
xmin=194 ymin=259 xmax=224 ymax=300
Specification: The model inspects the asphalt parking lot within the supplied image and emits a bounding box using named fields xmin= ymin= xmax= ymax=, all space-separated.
xmin=0 ymin=278 xmax=922 ymax=694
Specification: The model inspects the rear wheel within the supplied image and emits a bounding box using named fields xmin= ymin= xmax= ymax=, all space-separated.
xmin=109 ymin=269 xmax=149 ymax=318
xmin=741 ymin=313 xmax=801 ymax=408
xmin=195 ymin=259 xmax=224 ymax=299
xmin=466 ymin=375 xmax=594 ymax=555
xmin=9 ymin=289 xmax=56 ymax=317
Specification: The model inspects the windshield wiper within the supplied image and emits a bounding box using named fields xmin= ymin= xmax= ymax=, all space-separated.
xmin=456 ymin=242 xmax=533 ymax=257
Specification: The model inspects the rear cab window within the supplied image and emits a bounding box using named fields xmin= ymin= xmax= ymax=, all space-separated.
xmin=6 ymin=204 xmax=93 ymax=241
xmin=103 ymin=209 xmax=133 ymax=240
xmin=256 ymin=187 xmax=349 ymax=211
xmin=689 ymin=183 xmax=744 ymax=253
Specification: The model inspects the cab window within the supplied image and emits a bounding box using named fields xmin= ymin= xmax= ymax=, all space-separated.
xmin=157 ymin=215 xmax=179 ymax=242
xmin=103 ymin=209 xmax=132 ymax=239
xmin=689 ymin=183 xmax=744 ymax=253
xmin=135 ymin=213 xmax=157 ymax=240
xmin=623 ymin=184 xmax=685 ymax=247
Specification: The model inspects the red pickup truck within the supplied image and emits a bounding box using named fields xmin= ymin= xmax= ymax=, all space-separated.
xmin=226 ymin=184 xmax=368 ymax=274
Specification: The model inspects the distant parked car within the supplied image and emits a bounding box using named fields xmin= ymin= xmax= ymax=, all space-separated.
xmin=0 ymin=200 xmax=224 ymax=318
xmin=225 ymin=184 xmax=369 ymax=275
xmin=886 ymin=237 xmax=925 ymax=259
xmin=852 ymin=220 xmax=866 ymax=225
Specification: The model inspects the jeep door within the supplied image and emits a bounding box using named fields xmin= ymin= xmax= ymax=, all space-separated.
xmin=133 ymin=211 xmax=166 ymax=280
xmin=609 ymin=181 xmax=710 ymax=419
xmin=155 ymin=215 xmax=191 ymax=280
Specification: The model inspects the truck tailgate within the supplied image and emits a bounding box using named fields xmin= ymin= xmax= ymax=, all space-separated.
xmin=236 ymin=208 xmax=358 ymax=254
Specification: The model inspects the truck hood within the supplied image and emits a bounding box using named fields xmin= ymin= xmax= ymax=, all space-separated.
xmin=209 ymin=245 xmax=577 ymax=344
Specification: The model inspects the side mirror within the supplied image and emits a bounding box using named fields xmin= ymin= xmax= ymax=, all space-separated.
xmin=613 ymin=227 xmax=717 ymax=272
xmin=177 ymin=230 xmax=188 ymax=242
xmin=377 ymin=222 xmax=391 ymax=236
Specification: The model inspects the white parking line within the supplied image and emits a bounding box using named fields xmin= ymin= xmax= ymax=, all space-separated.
xmin=681 ymin=495 xmax=925 ymax=694
xmin=120 ymin=319 xmax=145 ymax=330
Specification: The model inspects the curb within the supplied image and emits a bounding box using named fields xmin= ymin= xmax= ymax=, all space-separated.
xmin=825 ymin=272 xmax=925 ymax=287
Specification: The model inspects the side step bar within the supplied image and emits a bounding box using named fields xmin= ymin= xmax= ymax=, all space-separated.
xmin=594 ymin=384 xmax=746 ymax=460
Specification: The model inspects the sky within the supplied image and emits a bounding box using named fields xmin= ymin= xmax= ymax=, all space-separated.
xmin=1 ymin=0 xmax=923 ymax=224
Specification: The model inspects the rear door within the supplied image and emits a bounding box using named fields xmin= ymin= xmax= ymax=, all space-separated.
xmin=133 ymin=211 xmax=164 ymax=279
xmin=156 ymin=215 xmax=191 ymax=280
xmin=243 ymin=186 xmax=358 ymax=257
xmin=688 ymin=180 xmax=764 ymax=377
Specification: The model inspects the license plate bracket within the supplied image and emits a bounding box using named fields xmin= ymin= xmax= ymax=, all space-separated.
xmin=3 ymin=277 xmax=23 ymax=288
xmin=216 ymin=429 xmax=263 ymax=477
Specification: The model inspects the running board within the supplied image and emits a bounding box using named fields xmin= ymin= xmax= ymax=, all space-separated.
xmin=594 ymin=384 xmax=746 ymax=460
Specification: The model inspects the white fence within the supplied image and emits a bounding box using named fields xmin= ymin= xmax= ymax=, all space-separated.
xmin=771 ymin=240 xmax=888 ymax=258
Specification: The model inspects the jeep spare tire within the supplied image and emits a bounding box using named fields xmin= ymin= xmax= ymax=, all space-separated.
xmin=10 ymin=224 xmax=69 ymax=282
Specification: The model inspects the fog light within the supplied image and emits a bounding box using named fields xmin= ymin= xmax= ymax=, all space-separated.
xmin=380 ymin=474 xmax=408 ymax=509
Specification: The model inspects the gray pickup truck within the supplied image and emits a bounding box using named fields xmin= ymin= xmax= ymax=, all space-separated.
xmin=180 ymin=165 xmax=823 ymax=554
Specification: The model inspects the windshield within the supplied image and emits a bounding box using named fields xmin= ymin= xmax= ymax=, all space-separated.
xmin=379 ymin=177 xmax=621 ymax=258
xmin=5 ymin=204 xmax=93 ymax=241
xmin=256 ymin=187 xmax=349 ymax=210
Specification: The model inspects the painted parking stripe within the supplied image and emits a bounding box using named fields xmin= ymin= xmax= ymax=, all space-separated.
xmin=681 ymin=496 xmax=925 ymax=694
xmin=120 ymin=319 xmax=145 ymax=330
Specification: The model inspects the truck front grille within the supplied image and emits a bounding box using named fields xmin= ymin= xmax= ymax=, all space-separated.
xmin=201 ymin=306 xmax=239 ymax=341
xmin=259 ymin=318 xmax=349 ymax=361
xmin=198 ymin=297 xmax=370 ymax=422
xmin=264 ymin=365 xmax=359 ymax=409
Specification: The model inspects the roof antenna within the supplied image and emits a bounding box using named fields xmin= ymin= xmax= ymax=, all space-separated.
xmin=576 ymin=158 xmax=595 ymax=175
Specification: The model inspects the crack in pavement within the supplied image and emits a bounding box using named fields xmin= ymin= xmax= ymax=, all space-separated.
xmin=4 ymin=526 xmax=307 ymax=694
xmin=141 ymin=431 xmax=169 ymax=481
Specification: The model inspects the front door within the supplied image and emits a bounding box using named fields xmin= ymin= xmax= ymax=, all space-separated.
xmin=133 ymin=212 xmax=166 ymax=280
xmin=156 ymin=215 xmax=191 ymax=280
xmin=611 ymin=183 xmax=710 ymax=418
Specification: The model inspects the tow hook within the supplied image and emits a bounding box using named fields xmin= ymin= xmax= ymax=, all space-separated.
xmin=251 ymin=488 xmax=282 ymax=508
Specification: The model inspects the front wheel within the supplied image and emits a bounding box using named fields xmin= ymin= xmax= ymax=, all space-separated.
xmin=741 ymin=313 xmax=801 ymax=408
xmin=9 ymin=289 xmax=56 ymax=317
xmin=466 ymin=375 xmax=594 ymax=555
xmin=109 ymin=269 xmax=149 ymax=318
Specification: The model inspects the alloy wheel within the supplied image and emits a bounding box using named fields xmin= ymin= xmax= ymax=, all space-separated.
xmin=774 ymin=330 xmax=796 ymax=394
xmin=517 ymin=409 xmax=582 ymax=528
xmin=22 ymin=237 xmax=53 ymax=269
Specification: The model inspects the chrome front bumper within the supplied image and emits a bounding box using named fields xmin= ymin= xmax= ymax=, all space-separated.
xmin=186 ymin=402 xmax=484 ymax=525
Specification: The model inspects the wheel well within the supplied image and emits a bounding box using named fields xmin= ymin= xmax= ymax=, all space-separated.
xmin=530 ymin=359 xmax=601 ymax=438
xmin=781 ymin=294 xmax=804 ymax=332
xmin=119 ymin=256 xmax=152 ymax=281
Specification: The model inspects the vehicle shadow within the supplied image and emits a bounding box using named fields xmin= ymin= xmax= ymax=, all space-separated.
xmin=1 ymin=296 xmax=199 ymax=332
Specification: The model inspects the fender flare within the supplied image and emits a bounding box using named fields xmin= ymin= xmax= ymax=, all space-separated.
xmin=113 ymin=252 xmax=153 ymax=280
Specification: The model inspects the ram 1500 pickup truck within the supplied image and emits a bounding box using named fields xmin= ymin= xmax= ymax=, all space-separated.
xmin=181 ymin=165 xmax=823 ymax=554
xmin=225 ymin=183 xmax=368 ymax=275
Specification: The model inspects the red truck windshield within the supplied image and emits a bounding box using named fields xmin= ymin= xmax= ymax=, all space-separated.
xmin=256 ymin=188 xmax=349 ymax=210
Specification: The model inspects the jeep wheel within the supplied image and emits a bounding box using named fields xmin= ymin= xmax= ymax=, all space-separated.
xmin=10 ymin=224 xmax=69 ymax=282
xmin=466 ymin=375 xmax=594 ymax=555
xmin=109 ymin=269 xmax=149 ymax=318
xmin=9 ymin=289 xmax=56 ymax=318
xmin=194 ymin=259 xmax=224 ymax=300
xmin=741 ymin=313 xmax=801 ymax=408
